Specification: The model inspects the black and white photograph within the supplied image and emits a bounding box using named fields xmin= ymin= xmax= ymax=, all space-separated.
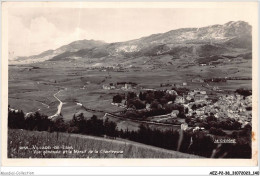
xmin=1 ymin=1 xmax=258 ymax=167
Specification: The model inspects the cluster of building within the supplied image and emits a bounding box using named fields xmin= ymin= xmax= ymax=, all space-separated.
xmin=90 ymin=65 xmax=129 ymax=72
xmin=161 ymin=82 xmax=188 ymax=87
xmin=102 ymin=84 xmax=116 ymax=90
xmin=174 ymin=89 xmax=252 ymax=127
xmin=103 ymin=83 xmax=136 ymax=91
xmin=175 ymin=89 xmax=208 ymax=104
xmin=212 ymin=94 xmax=252 ymax=125
xmin=108 ymin=85 xmax=252 ymax=129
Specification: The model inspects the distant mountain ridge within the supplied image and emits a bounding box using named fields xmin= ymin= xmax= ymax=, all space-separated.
xmin=11 ymin=21 xmax=252 ymax=64
xmin=13 ymin=39 xmax=106 ymax=63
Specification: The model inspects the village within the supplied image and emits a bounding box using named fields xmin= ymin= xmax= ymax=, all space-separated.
xmin=106 ymin=81 xmax=252 ymax=134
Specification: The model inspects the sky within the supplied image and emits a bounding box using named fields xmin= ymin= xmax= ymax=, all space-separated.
xmin=8 ymin=7 xmax=256 ymax=59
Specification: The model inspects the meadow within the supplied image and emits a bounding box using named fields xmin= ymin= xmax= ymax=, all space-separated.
xmin=8 ymin=129 xmax=200 ymax=158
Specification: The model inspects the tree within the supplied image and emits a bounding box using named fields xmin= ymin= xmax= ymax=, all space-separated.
xmin=23 ymin=111 xmax=51 ymax=131
xmin=8 ymin=109 xmax=25 ymax=129
xmin=191 ymin=104 xmax=197 ymax=111
xmin=244 ymin=123 xmax=252 ymax=130
xmin=139 ymin=92 xmax=145 ymax=101
xmin=71 ymin=113 xmax=86 ymax=134
xmin=113 ymin=94 xmax=122 ymax=103
xmin=209 ymin=127 xmax=226 ymax=136
xmin=206 ymin=115 xmax=217 ymax=123
xmin=150 ymin=100 xmax=160 ymax=109
xmin=235 ymin=88 xmax=252 ymax=97
xmin=52 ymin=117 xmax=67 ymax=132
xmin=185 ymin=116 xmax=191 ymax=123
xmin=145 ymin=92 xmax=155 ymax=104
xmin=129 ymin=99 xmax=145 ymax=110
xmin=154 ymin=91 xmax=165 ymax=99
xmin=232 ymin=121 xmax=242 ymax=130
xmin=159 ymin=97 xmax=168 ymax=105
xmin=90 ymin=115 xmax=104 ymax=136
xmin=185 ymin=108 xmax=189 ymax=114
xmin=178 ymin=113 xmax=186 ymax=119
xmin=127 ymin=92 xmax=137 ymax=100
xmin=104 ymin=118 xmax=117 ymax=137
xmin=164 ymin=93 xmax=176 ymax=102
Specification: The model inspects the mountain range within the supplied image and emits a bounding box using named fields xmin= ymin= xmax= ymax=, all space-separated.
xmin=11 ymin=21 xmax=252 ymax=65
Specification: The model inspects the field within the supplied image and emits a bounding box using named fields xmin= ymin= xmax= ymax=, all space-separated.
xmin=8 ymin=57 xmax=251 ymax=129
xmin=8 ymin=129 xmax=200 ymax=158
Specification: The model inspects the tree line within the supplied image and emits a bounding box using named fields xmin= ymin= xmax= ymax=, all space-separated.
xmin=8 ymin=108 xmax=251 ymax=158
xmin=112 ymin=90 xmax=188 ymax=120
xmin=8 ymin=109 xmax=118 ymax=137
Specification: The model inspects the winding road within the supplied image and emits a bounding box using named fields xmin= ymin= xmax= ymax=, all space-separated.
xmin=48 ymin=88 xmax=66 ymax=119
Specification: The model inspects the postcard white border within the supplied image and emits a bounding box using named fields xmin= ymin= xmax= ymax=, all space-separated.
xmin=1 ymin=1 xmax=258 ymax=167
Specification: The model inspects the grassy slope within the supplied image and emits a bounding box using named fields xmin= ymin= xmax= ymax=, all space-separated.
xmin=8 ymin=129 xmax=200 ymax=158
